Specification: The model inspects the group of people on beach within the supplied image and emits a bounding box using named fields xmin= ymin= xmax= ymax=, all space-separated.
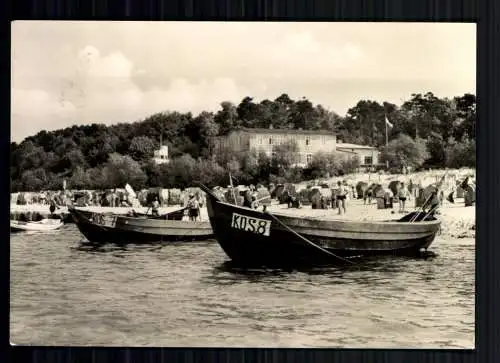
xmin=150 ymin=192 xmax=202 ymax=221
xmin=45 ymin=177 xmax=441 ymax=222
xmin=325 ymin=179 xmax=429 ymax=216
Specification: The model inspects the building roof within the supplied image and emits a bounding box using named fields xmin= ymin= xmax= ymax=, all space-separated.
xmin=336 ymin=149 xmax=357 ymax=154
xmin=238 ymin=127 xmax=335 ymax=136
xmin=336 ymin=143 xmax=377 ymax=150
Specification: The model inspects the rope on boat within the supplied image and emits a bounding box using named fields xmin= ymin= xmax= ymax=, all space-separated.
xmin=265 ymin=211 xmax=358 ymax=266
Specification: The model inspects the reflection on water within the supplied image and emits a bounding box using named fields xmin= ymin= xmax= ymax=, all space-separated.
xmin=10 ymin=225 xmax=474 ymax=348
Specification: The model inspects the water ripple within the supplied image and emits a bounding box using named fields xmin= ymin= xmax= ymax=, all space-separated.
xmin=10 ymin=225 xmax=474 ymax=347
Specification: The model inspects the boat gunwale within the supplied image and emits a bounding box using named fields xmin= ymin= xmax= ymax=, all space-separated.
xmin=212 ymin=199 xmax=441 ymax=228
xmin=69 ymin=207 xmax=212 ymax=230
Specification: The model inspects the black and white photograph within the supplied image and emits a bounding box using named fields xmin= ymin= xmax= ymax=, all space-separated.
xmin=10 ymin=21 xmax=475 ymax=348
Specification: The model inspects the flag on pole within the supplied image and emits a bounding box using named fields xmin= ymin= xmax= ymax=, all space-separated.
xmin=384 ymin=114 xmax=392 ymax=169
xmin=385 ymin=115 xmax=393 ymax=128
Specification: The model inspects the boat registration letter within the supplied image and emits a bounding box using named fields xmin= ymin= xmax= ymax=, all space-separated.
xmin=91 ymin=213 xmax=118 ymax=228
xmin=231 ymin=213 xmax=271 ymax=236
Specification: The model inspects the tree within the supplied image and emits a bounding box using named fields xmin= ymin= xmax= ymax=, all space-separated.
xmin=20 ymin=168 xmax=49 ymax=191
xmin=380 ymin=134 xmax=429 ymax=170
xmin=240 ymin=150 xmax=260 ymax=182
xmin=424 ymin=132 xmax=446 ymax=168
xmin=15 ymin=141 xmax=46 ymax=172
xmin=272 ymin=93 xmax=295 ymax=128
xmin=445 ymin=137 xmax=476 ymax=168
xmin=453 ymin=93 xmax=476 ymax=140
xmin=214 ymin=101 xmax=240 ymax=135
xmin=256 ymin=151 xmax=271 ymax=182
xmin=185 ymin=111 xmax=219 ymax=157
xmin=237 ymin=96 xmax=267 ymax=128
xmin=128 ymin=135 xmax=158 ymax=162
xmin=57 ymin=149 xmax=88 ymax=172
xmin=9 ymin=91 xmax=475 ymax=192
xmin=343 ymin=100 xmax=388 ymax=146
xmin=271 ymin=139 xmax=299 ymax=176
xmin=101 ymin=153 xmax=148 ymax=189
xmin=69 ymin=166 xmax=92 ymax=190
xmin=193 ymin=158 xmax=227 ymax=187
xmin=304 ymin=151 xmax=342 ymax=179
xmin=339 ymin=155 xmax=361 ymax=175
xmin=158 ymin=154 xmax=197 ymax=188
xmin=289 ymin=98 xmax=316 ymax=130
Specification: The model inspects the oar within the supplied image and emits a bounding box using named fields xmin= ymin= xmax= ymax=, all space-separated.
xmin=411 ymin=173 xmax=448 ymax=223
xmin=409 ymin=193 xmax=434 ymax=222
xmin=265 ymin=211 xmax=358 ymax=266
xmin=164 ymin=206 xmax=188 ymax=220
xmin=249 ymin=195 xmax=272 ymax=208
xmin=421 ymin=203 xmax=440 ymax=221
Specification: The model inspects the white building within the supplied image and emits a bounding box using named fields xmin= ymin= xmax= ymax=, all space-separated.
xmin=336 ymin=143 xmax=380 ymax=168
xmin=153 ymin=145 xmax=170 ymax=165
xmin=211 ymin=127 xmax=338 ymax=167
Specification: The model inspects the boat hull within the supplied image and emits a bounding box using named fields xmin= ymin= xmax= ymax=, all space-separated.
xmin=10 ymin=219 xmax=64 ymax=232
xmin=69 ymin=207 xmax=214 ymax=244
xmin=201 ymin=184 xmax=441 ymax=266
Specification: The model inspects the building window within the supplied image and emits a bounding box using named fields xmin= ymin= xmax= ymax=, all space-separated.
xmin=364 ymin=156 xmax=373 ymax=165
xmin=269 ymin=138 xmax=273 ymax=144
xmin=306 ymin=154 xmax=312 ymax=164
xmin=306 ymin=138 xmax=310 ymax=146
xmin=259 ymin=137 xmax=262 ymax=145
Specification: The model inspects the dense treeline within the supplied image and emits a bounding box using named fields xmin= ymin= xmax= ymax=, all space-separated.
xmin=10 ymin=92 xmax=476 ymax=192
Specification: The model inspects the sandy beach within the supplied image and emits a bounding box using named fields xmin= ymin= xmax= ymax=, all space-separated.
xmin=10 ymin=195 xmax=475 ymax=239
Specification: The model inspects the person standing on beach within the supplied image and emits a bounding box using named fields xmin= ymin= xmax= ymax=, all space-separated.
xmin=336 ymin=181 xmax=348 ymax=215
xmin=49 ymin=196 xmax=59 ymax=215
xmin=187 ymin=193 xmax=200 ymax=221
xmin=151 ymin=197 xmax=160 ymax=216
xmin=398 ymin=182 xmax=409 ymax=213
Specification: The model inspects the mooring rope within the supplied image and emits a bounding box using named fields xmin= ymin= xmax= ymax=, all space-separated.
xmin=265 ymin=211 xmax=358 ymax=266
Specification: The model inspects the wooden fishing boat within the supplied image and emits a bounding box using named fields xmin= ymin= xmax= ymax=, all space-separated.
xmin=10 ymin=218 xmax=64 ymax=232
xmin=68 ymin=206 xmax=214 ymax=244
xmin=199 ymin=183 xmax=441 ymax=266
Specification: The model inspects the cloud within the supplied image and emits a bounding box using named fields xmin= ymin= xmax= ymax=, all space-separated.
xmin=11 ymin=45 xmax=254 ymax=141
xmin=10 ymin=22 xmax=476 ymax=142
xmin=11 ymin=89 xmax=77 ymax=140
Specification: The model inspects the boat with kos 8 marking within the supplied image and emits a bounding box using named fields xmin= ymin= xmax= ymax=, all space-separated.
xmin=198 ymin=183 xmax=441 ymax=267
xmin=68 ymin=206 xmax=214 ymax=244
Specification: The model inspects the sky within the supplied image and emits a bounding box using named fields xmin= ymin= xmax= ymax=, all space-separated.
xmin=11 ymin=21 xmax=476 ymax=142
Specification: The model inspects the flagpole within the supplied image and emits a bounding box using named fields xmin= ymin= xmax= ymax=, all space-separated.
xmin=385 ymin=114 xmax=389 ymax=148
xmin=385 ymin=114 xmax=389 ymax=169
